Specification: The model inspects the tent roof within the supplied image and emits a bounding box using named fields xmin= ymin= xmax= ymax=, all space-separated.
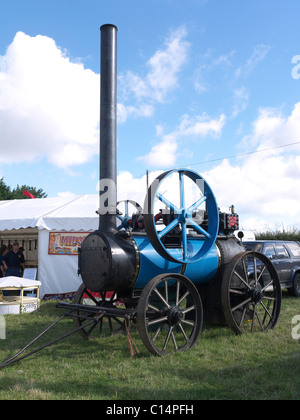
xmin=0 ymin=195 xmax=99 ymax=231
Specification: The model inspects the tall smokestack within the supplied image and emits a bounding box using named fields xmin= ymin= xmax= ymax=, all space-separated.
xmin=98 ymin=24 xmax=118 ymax=232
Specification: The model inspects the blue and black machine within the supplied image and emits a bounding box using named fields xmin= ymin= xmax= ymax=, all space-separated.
xmin=0 ymin=25 xmax=281 ymax=367
xmin=73 ymin=25 xmax=281 ymax=355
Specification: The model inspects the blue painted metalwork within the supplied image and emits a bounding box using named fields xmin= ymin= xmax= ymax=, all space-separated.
xmin=144 ymin=169 xmax=219 ymax=264
xmin=132 ymin=234 xmax=220 ymax=289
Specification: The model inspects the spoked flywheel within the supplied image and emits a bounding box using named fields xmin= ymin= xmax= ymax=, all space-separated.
xmin=136 ymin=274 xmax=203 ymax=356
xmin=143 ymin=169 xmax=219 ymax=264
xmin=72 ymin=284 xmax=126 ymax=340
xmin=221 ymin=251 xmax=282 ymax=334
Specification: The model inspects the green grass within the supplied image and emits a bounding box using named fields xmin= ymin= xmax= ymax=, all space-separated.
xmin=0 ymin=293 xmax=299 ymax=400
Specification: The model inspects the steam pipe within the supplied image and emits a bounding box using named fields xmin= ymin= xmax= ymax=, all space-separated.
xmin=98 ymin=24 xmax=118 ymax=232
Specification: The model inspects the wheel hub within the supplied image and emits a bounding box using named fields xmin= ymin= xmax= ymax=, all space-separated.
xmin=168 ymin=306 xmax=184 ymax=326
xmin=250 ymin=285 xmax=264 ymax=303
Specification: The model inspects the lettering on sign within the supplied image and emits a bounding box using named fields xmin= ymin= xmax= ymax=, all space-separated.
xmin=48 ymin=232 xmax=90 ymax=255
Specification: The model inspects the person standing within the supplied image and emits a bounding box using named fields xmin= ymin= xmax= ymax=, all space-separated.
xmin=0 ymin=245 xmax=8 ymax=277
xmin=4 ymin=241 xmax=25 ymax=277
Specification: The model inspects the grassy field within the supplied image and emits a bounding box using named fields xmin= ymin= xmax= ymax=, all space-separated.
xmin=0 ymin=293 xmax=299 ymax=400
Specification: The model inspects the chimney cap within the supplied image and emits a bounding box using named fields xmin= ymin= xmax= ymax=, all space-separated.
xmin=100 ymin=24 xmax=118 ymax=31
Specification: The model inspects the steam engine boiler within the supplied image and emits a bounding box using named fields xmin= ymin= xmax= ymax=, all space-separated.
xmin=74 ymin=24 xmax=281 ymax=356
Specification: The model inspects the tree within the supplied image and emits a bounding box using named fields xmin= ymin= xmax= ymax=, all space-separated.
xmin=0 ymin=178 xmax=12 ymax=200
xmin=12 ymin=185 xmax=47 ymax=199
xmin=0 ymin=178 xmax=47 ymax=200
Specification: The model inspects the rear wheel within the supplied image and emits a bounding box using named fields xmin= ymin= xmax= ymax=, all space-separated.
xmin=221 ymin=251 xmax=282 ymax=334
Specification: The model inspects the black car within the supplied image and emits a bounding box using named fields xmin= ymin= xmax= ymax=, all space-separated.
xmin=243 ymin=240 xmax=300 ymax=297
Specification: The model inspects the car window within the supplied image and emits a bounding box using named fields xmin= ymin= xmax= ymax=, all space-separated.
xmin=244 ymin=242 xmax=262 ymax=252
xmin=264 ymin=244 xmax=276 ymax=260
xmin=286 ymin=242 xmax=300 ymax=257
xmin=275 ymin=244 xmax=289 ymax=259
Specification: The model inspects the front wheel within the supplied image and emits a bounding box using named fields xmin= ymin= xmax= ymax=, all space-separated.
xmin=72 ymin=284 xmax=125 ymax=339
xmin=136 ymin=274 xmax=203 ymax=356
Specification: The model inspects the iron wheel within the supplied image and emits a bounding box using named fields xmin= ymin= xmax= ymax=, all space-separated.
xmin=221 ymin=251 xmax=282 ymax=334
xmin=72 ymin=284 xmax=125 ymax=340
xmin=136 ymin=274 xmax=203 ymax=356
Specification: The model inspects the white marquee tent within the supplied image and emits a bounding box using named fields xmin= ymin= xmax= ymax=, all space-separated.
xmin=0 ymin=195 xmax=99 ymax=298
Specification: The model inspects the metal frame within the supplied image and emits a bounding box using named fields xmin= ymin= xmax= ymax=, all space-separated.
xmin=0 ymin=302 xmax=136 ymax=370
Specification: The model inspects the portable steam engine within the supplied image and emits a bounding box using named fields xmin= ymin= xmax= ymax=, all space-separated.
xmin=0 ymin=25 xmax=282 ymax=367
xmin=73 ymin=25 xmax=281 ymax=355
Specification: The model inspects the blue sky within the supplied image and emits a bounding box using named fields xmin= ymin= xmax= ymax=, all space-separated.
xmin=1 ymin=0 xmax=300 ymax=231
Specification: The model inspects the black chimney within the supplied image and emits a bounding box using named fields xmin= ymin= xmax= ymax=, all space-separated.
xmin=98 ymin=24 xmax=118 ymax=232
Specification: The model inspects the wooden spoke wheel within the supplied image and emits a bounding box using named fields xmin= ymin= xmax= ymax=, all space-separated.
xmin=136 ymin=274 xmax=203 ymax=356
xmin=221 ymin=251 xmax=282 ymax=335
xmin=72 ymin=284 xmax=126 ymax=340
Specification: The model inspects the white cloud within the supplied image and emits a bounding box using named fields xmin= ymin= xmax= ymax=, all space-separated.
xmin=118 ymin=26 xmax=190 ymax=121
xmin=118 ymin=103 xmax=300 ymax=231
xmin=137 ymin=135 xmax=179 ymax=168
xmin=194 ymin=49 xmax=235 ymax=94
xmin=119 ymin=151 xmax=300 ymax=232
xmin=0 ymin=32 xmax=100 ymax=167
xmin=138 ymin=113 xmax=226 ymax=167
xmin=0 ymin=28 xmax=189 ymax=168
xmin=194 ymin=45 xmax=270 ymax=117
xmin=243 ymin=103 xmax=300 ymax=152
xmin=235 ymin=44 xmax=271 ymax=79
xmin=117 ymin=103 xmax=154 ymax=124
xmin=57 ymin=191 xmax=77 ymax=199
xmin=203 ymin=103 xmax=300 ymax=229
xmin=203 ymin=154 xmax=300 ymax=229
xmin=117 ymin=170 xmax=163 ymax=209
xmin=146 ymin=26 xmax=189 ymax=102
xmin=232 ymin=86 xmax=250 ymax=118
xmin=178 ymin=113 xmax=226 ymax=137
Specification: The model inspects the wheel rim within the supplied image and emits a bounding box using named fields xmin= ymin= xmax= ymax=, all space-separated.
xmin=222 ymin=251 xmax=282 ymax=334
xmin=73 ymin=284 xmax=125 ymax=339
xmin=136 ymin=274 xmax=203 ymax=356
xmin=144 ymin=170 xmax=219 ymax=264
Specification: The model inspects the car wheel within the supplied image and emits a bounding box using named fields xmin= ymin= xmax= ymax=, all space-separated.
xmin=288 ymin=273 xmax=300 ymax=297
